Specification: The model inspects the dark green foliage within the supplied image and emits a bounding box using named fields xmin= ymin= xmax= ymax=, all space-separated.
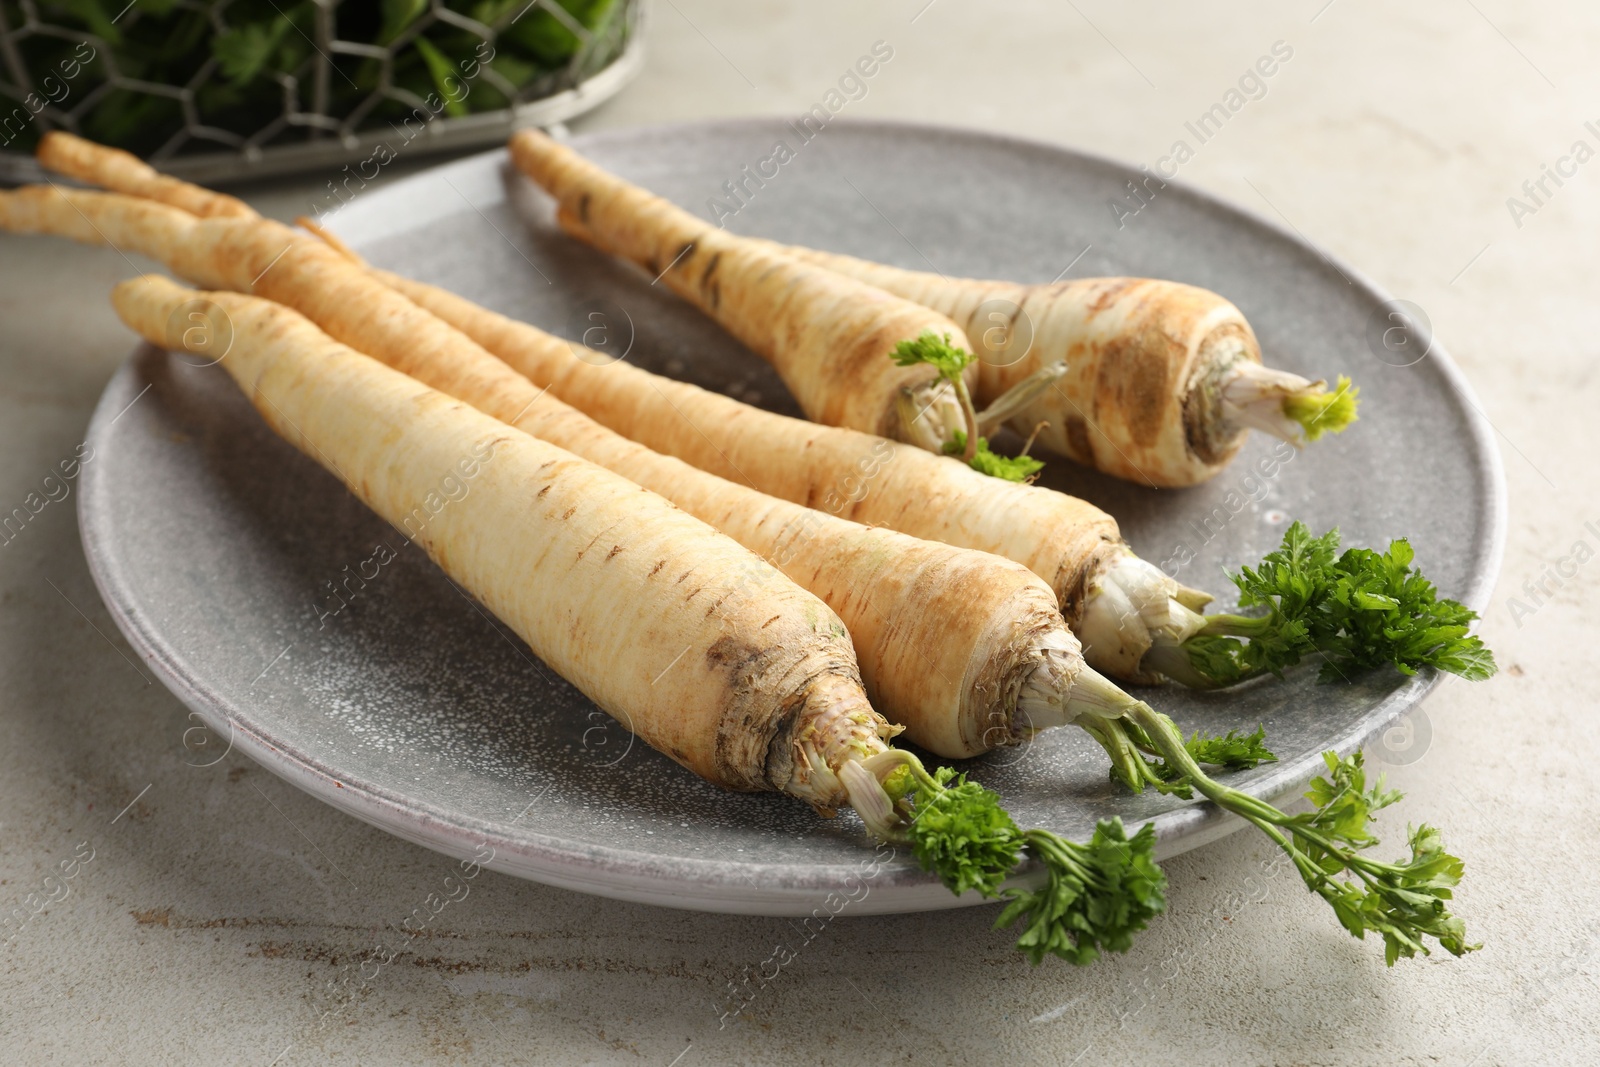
xmin=997 ymin=821 xmax=1167 ymax=965
xmin=943 ymin=430 xmax=1045 ymax=483
xmin=1282 ymin=752 xmax=1476 ymax=964
xmin=1 ymin=0 xmax=629 ymax=155
xmin=904 ymin=765 xmax=1166 ymax=965
xmin=1185 ymin=522 xmax=1496 ymax=686
xmin=892 ymin=331 xmax=1045 ymax=482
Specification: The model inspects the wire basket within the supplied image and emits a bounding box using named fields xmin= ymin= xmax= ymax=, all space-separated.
xmin=0 ymin=0 xmax=642 ymax=185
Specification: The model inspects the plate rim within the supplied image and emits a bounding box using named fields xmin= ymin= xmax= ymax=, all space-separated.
xmin=75 ymin=117 xmax=1507 ymax=917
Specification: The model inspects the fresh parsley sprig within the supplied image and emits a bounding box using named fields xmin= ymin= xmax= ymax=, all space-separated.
xmin=1081 ymin=719 xmax=1277 ymax=798
xmin=891 ymin=330 xmax=974 ymax=381
xmin=892 ymin=331 xmax=1045 ymax=483
xmin=1180 ymin=522 xmax=1496 ymax=687
xmin=888 ymin=761 xmax=1167 ymax=965
xmin=880 ymin=700 xmax=1473 ymax=967
xmin=1179 ymin=725 xmax=1278 ymax=770
xmin=1144 ymin=724 xmax=1277 ymax=793
xmin=944 ymin=430 xmax=1045 ymax=483
xmin=1113 ymin=704 xmax=1477 ymax=965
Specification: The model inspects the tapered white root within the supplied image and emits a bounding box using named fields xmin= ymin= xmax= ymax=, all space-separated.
xmin=1078 ymin=553 xmax=1210 ymax=683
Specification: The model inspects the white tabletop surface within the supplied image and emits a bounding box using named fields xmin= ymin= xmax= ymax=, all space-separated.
xmin=1 ymin=2 xmax=1594 ymax=1064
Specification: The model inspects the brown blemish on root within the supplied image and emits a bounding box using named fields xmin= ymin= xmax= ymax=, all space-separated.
xmin=674 ymin=240 xmax=697 ymax=276
xmin=1084 ymin=278 xmax=1141 ymax=314
xmin=703 ymin=633 xmax=791 ymax=791
xmin=1055 ymin=537 xmax=1121 ymax=625
xmin=1063 ymin=415 xmax=1094 ymax=464
xmin=1099 ymin=314 xmax=1176 ymax=449
xmin=701 ymin=250 xmax=723 ymax=310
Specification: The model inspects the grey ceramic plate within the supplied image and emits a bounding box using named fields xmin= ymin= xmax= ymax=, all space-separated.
xmin=78 ymin=119 xmax=1505 ymax=916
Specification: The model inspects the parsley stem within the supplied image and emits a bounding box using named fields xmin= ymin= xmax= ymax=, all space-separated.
xmin=950 ymin=374 xmax=979 ymax=462
xmin=1116 ymin=700 xmax=1475 ymax=963
xmin=890 ymin=332 xmax=1045 ymax=480
xmin=1136 ymin=635 xmax=1222 ymax=689
xmin=1196 ymin=611 xmax=1277 ymax=638
xmin=973 ymin=360 xmax=1068 ymax=436
xmin=1075 ymin=715 xmax=1171 ymax=793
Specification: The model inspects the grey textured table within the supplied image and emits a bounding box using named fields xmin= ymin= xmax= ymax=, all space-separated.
xmin=1 ymin=2 xmax=1593 ymax=1064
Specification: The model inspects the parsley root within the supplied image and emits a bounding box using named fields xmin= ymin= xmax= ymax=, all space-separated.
xmin=0 ymin=178 xmax=1145 ymax=761
xmin=8 ymin=136 xmax=1216 ymax=682
xmin=7 ymin=142 xmax=1467 ymax=697
xmin=381 ymin=269 xmax=1216 ymax=683
xmin=111 ymin=275 xmax=896 ymax=809
xmin=1 ymin=158 xmax=1161 ymax=768
xmin=508 ymin=128 xmax=1058 ymax=479
xmin=114 ymin=273 xmax=1173 ymax=964
xmin=37 ymin=131 xmax=255 ymax=220
xmin=754 ymin=241 xmax=1361 ymax=487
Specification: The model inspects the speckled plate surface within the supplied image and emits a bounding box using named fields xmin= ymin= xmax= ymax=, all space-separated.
xmin=77 ymin=119 xmax=1505 ymax=916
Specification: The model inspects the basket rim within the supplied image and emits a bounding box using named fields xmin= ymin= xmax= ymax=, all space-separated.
xmin=0 ymin=11 xmax=645 ymax=187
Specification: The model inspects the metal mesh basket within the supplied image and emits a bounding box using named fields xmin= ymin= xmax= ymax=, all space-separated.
xmin=0 ymin=0 xmax=642 ymax=184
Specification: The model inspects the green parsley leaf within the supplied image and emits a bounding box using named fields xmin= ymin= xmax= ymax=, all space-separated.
xmin=902 ymin=764 xmax=1166 ymax=964
xmin=1284 ymin=374 xmax=1360 ymax=441
xmin=214 ymin=19 xmax=297 ymax=85
xmin=905 ymin=767 xmax=1021 ymax=898
xmin=1184 ymin=522 xmax=1496 ymax=686
xmin=413 ymin=36 xmax=471 ymax=118
xmin=1120 ymin=707 xmax=1477 ymax=966
xmin=891 ymin=330 xmax=973 ymax=381
xmin=1182 ymin=725 xmax=1277 ymax=770
xmin=1278 ymin=752 xmax=1477 ymax=963
xmin=969 ymin=440 xmax=1046 ymax=483
xmin=997 ymin=821 xmax=1167 ymax=966
xmin=943 ymin=430 xmax=1046 ymax=483
xmin=1116 ymin=722 xmax=1276 ymax=792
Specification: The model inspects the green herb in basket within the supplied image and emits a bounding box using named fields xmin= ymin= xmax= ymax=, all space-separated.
xmin=0 ymin=0 xmax=629 ymax=156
